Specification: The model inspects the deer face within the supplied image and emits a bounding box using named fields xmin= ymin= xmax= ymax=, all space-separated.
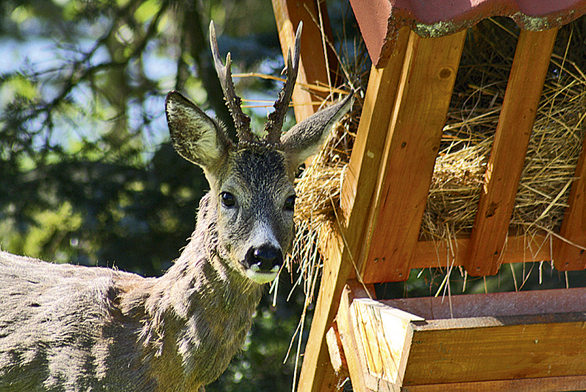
xmin=164 ymin=22 xmax=353 ymax=284
xmin=212 ymin=147 xmax=296 ymax=283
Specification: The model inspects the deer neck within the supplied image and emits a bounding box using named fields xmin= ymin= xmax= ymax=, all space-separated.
xmin=130 ymin=193 xmax=264 ymax=386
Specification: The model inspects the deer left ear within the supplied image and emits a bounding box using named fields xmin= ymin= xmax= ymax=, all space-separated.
xmin=165 ymin=91 xmax=231 ymax=169
xmin=280 ymin=92 xmax=354 ymax=168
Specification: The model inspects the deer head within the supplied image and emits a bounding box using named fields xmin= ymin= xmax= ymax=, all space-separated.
xmin=165 ymin=22 xmax=353 ymax=284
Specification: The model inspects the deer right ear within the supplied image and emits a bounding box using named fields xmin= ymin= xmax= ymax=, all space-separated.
xmin=165 ymin=91 xmax=231 ymax=168
xmin=280 ymin=92 xmax=354 ymax=168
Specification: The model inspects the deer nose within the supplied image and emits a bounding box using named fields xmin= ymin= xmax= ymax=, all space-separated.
xmin=245 ymin=245 xmax=283 ymax=273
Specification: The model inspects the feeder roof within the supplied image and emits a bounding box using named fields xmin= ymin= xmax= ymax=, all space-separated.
xmin=350 ymin=0 xmax=586 ymax=67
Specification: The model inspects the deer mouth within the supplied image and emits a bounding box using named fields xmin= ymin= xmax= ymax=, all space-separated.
xmin=242 ymin=246 xmax=283 ymax=284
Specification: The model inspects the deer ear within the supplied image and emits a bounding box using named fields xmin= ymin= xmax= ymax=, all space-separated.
xmin=165 ymin=91 xmax=231 ymax=169
xmin=280 ymin=92 xmax=354 ymax=168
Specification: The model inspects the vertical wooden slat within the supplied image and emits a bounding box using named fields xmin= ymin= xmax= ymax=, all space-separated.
xmin=555 ymin=130 xmax=586 ymax=270
xmin=297 ymin=28 xmax=412 ymax=392
xmin=361 ymin=30 xmax=466 ymax=283
xmin=464 ymin=29 xmax=558 ymax=276
xmin=271 ymin=0 xmax=338 ymax=122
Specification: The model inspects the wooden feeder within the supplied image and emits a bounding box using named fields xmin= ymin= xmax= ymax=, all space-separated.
xmin=270 ymin=0 xmax=586 ymax=390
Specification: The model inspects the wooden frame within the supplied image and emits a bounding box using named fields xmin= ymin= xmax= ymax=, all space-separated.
xmin=270 ymin=0 xmax=586 ymax=390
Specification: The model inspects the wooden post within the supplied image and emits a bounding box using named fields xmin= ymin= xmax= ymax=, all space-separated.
xmin=554 ymin=128 xmax=586 ymax=270
xmin=464 ymin=28 xmax=558 ymax=276
xmin=361 ymin=30 xmax=466 ymax=283
xmin=296 ymin=27 xmax=412 ymax=392
xmin=271 ymin=0 xmax=338 ymax=122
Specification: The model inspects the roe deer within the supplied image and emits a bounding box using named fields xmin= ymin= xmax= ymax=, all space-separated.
xmin=0 ymin=22 xmax=353 ymax=391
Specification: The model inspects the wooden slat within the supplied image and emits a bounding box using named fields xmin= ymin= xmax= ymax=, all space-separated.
xmin=353 ymin=234 xmax=551 ymax=283
xmin=554 ymin=127 xmax=586 ymax=270
xmin=402 ymin=375 xmax=586 ymax=392
xmin=297 ymin=28 xmax=412 ymax=392
xmin=464 ymin=29 xmax=558 ymax=276
xmin=404 ymin=313 xmax=586 ymax=385
xmin=325 ymin=324 xmax=347 ymax=377
xmin=346 ymin=288 xmax=586 ymax=389
xmin=381 ymin=287 xmax=586 ymax=320
xmin=361 ymin=30 xmax=466 ymax=283
xmin=336 ymin=283 xmax=378 ymax=392
xmin=271 ymin=0 xmax=338 ymax=121
xmin=410 ymin=234 xmax=551 ymax=270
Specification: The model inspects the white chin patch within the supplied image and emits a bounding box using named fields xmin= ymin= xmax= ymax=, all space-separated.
xmin=245 ymin=266 xmax=280 ymax=284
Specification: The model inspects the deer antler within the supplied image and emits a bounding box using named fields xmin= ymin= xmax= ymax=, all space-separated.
xmin=209 ymin=22 xmax=253 ymax=142
xmin=265 ymin=22 xmax=303 ymax=144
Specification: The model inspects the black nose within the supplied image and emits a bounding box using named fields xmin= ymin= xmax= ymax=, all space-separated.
xmin=244 ymin=245 xmax=283 ymax=273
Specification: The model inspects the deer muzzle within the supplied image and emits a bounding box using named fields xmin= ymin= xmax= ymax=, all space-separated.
xmin=243 ymin=245 xmax=283 ymax=284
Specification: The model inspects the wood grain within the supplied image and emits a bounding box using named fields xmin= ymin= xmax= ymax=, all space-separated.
xmin=296 ymin=28 xmax=412 ymax=392
xmin=554 ymin=125 xmax=586 ymax=270
xmin=271 ymin=0 xmax=338 ymax=122
xmin=464 ymin=29 xmax=558 ymax=276
xmin=362 ymin=30 xmax=466 ymax=283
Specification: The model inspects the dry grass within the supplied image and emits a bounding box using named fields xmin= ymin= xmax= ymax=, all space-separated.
xmin=288 ymin=17 xmax=586 ymax=290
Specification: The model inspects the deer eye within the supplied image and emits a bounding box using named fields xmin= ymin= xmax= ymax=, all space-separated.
xmin=284 ymin=195 xmax=296 ymax=211
xmin=220 ymin=192 xmax=236 ymax=208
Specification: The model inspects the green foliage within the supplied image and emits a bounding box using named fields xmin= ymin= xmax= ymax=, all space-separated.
xmin=0 ymin=0 xmax=307 ymax=389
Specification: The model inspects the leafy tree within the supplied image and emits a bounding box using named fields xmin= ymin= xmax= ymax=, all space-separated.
xmin=0 ymin=0 xmax=309 ymax=389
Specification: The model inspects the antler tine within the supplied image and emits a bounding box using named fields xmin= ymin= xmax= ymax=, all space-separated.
xmin=209 ymin=21 xmax=252 ymax=142
xmin=265 ymin=22 xmax=303 ymax=144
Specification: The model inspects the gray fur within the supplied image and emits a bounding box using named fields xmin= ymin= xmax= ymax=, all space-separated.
xmin=0 ymin=89 xmax=352 ymax=391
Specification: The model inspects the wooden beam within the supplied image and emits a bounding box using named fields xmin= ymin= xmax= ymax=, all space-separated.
xmin=344 ymin=288 xmax=586 ymax=390
xmin=271 ymin=0 xmax=338 ymax=122
xmin=404 ymin=313 xmax=586 ymax=385
xmin=402 ymin=375 xmax=586 ymax=392
xmin=358 ymin=233 xmax=552 ymax=283
xmin=554 ymin=126 xmax=586 ymax=270
xmin=381 ymin=287 xmax=586 ymax=320
xmin=361 ymin=30 xmax=466 ymax=283
xmin=464 ymin=29 xmax=558 ymax=276
xmin=296 ymin=28 xmax=412 ymax=392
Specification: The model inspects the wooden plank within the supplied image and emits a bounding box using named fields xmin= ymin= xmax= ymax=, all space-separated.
xmin=351 ymin=298 xmax=423 ymax=391
xmin=271 ymin=0 xmax=338 ymax=121
xmin=410 ymin=234 xmax=551 ymax=271
xmin=403 ymin=313 xmax=586 ymax=385
xmin=325 ymin=324 xmax=347 ymax=376
xmin=336 ymin=284 xmax=376 ymax=392
xmin=362 ymin=234 xmax=553 ymax=284
xmin=402 ymin=375 xmax=586 ymax=392
xmin=296 ymin=28 xmax=412 ymax=392
xmin=361 ymin=30 xmax=466 ymax=283
xmin=464 ymin=29 xmax=558 ymax=276
xmin=381 ymin=287 xmax=586 ymax=320
xmin=554 ymin=127 xmax=586 ymax=270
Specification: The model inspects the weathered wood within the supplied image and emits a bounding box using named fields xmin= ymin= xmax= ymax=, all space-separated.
xmin=404 ymin=313 xmax=586 ymax=385
xmin=464 ymin=29 xmax=558 ymax=276
xmin=554 ymin=124 xmax=586 ymax=270
xmin=296 ymin=28 xmax=412 ymax=392
xmin=271 ymin=0 xmax=338 ymax=122
xmin=401 ymin=375 xmax=586 ymax=392
xmin=325 ymin=324 xmax=347 ymax=376
xmin=381 ymin=287 xmax=586 ymax=320
xmin=361 ymin=30 xmax=466 ymax=283
xmin=344 ymin=288 xmax=586 ymax=389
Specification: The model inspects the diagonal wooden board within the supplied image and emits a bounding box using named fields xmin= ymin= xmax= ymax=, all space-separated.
xmin=360 ymin=30 xmax=467 ymax=283
xmin=464 ymin=28 xmax=558 ymax=276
